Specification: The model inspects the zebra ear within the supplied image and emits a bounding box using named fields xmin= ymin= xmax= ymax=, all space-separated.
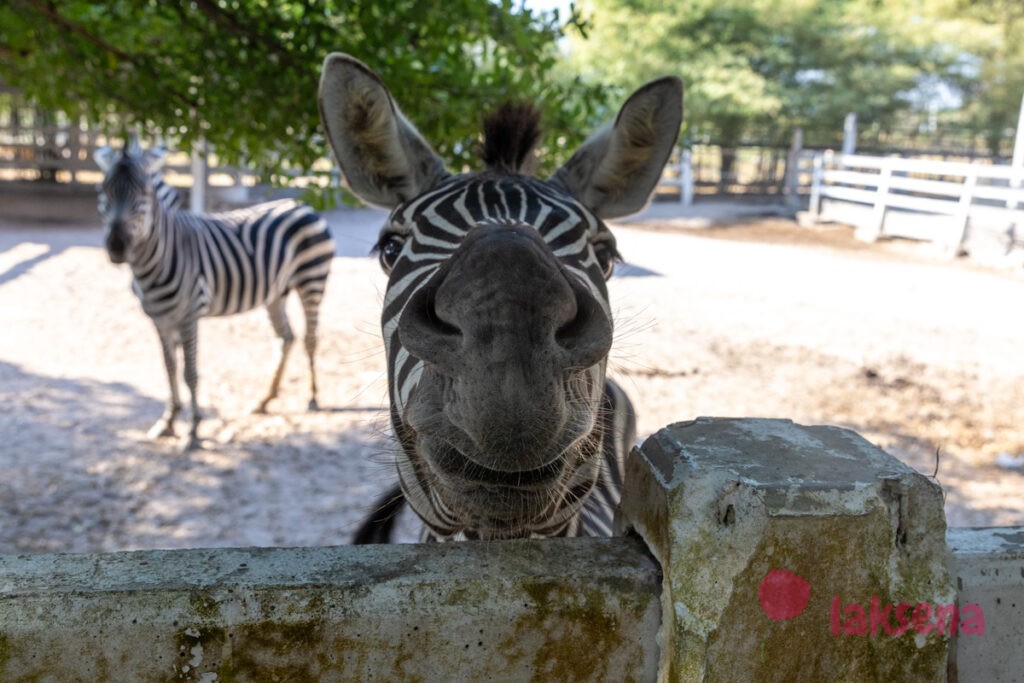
xmin=550 ymin=77 xmax=683 ymax=220
xmin=126 ymin=135 xmax=142 ymax=156
xmin=318 ymin=53 xmax=448 ymax=208
xmin=143 ymin=145 xmax=167 ymax=174
xmin=93 ymin=145 xmax=117 ymax=172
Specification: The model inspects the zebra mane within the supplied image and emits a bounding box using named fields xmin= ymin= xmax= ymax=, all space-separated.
xmin=103 ymin=153 xmax=148 ymax=193
xmin=480 ymin=101 xmax=542 ymax=174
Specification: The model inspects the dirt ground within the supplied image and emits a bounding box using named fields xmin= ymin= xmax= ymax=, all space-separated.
xmin=1 ymin=202 xmax=1022 ymax=553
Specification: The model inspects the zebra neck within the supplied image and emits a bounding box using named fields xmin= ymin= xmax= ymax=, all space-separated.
xmin=135 ymin=172 xmax=185 ymax=263
xmin=128 ymin=193 xmax=176 ymax=279
xmin=151 ymin=171 xmax=183 ymax=211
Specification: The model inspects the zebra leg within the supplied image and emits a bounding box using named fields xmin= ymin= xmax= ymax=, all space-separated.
xmin=298 ymin=287 xmax=323 ymax=411
xmin=254 ymin=297 xmax=295 ymax=414
xmin=180 ymin=320 xmax=202 ymax=451
xmin=147 ymin=329 xmax=181 ymax=439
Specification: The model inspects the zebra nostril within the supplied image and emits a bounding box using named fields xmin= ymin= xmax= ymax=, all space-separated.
xmin=106 ymin=230 xmax=127 ymax=256
xmin=555 ymin=275 xmax=613 ymax=369
xmin=398 ymin=280 xmax=463 ymax=370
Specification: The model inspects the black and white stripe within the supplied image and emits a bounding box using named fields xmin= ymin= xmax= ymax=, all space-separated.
xmin=94 ymin=143 xmax=334 ymax=449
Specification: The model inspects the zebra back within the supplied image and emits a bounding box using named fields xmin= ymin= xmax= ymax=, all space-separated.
xmin=96 ymin=146 xmax=333 ymax=324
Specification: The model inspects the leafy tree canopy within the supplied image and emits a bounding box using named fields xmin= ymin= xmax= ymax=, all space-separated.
xmin=0 ymin=0 xmax=612 ymax=196
xmin=567 ymin=0 xmax=1019 ymax=154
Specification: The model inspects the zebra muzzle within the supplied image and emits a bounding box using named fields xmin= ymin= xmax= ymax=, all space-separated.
xmin=398 ymin=224 xmax=611 ymax=472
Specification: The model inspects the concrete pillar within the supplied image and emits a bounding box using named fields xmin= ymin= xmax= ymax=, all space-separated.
xmin=619 ymin=417 xmax=954 ymax=682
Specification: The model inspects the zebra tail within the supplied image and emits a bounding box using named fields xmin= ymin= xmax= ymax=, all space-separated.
xmin=351 ymin=484 xmax=405 ymax=544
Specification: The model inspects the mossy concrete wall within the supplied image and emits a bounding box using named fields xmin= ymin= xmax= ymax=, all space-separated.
xmin=620 ymin=417 xmax=954 ymax=682
xmin=0 ymin=538 xmax=661 ymax=682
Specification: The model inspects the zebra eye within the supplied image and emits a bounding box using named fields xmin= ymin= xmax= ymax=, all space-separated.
xmin=593 ymin=242 xmax=617 ymax=280
xmin=376 ymin=233 xmax=406 ymax=273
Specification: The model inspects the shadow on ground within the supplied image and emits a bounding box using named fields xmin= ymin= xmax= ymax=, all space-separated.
xmin=0 ymin=360 xmax=400 ymax=553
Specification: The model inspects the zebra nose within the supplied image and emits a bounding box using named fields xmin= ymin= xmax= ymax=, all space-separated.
xmin=398 ymin=225 xmax=612 ymax=374
xmin=105 ymin=227 xmax=127 ymax=261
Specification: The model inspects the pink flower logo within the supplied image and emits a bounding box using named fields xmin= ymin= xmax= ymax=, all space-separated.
xmin=759 ymin=568 xmax=811 ymax=621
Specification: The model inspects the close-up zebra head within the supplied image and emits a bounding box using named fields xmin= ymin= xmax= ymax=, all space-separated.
xmin=319 ymin=54 xmax=681 ymax=540
xmin=93 ymin=141 xmax=166 ymax=264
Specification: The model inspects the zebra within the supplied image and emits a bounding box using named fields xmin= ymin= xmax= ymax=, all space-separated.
xmin=93 ymin=141 xmax=335 ymax=450
xmin=318 ymin=54 xmax=682 ymax=541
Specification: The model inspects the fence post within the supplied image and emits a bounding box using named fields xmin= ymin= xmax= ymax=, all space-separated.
xmin=681 ymin=148 xmax=694 ymax=206
xmin=859 ymin=159 xmax=891 ymax=242
xmin=842 ymin=112 xmax=858 ymax=155
xmin=619 ymin=417 xmax=954 ymax=681
xmin=808 ymin=151 xmax=825 ymax=221
xmin=1010 ymin=91 xmax=1024 ymax=210
xmin=949 ymin=163 xmax=978 ymax=257
xmin=784 ymin=128 xmax=804 ymax=210
xmin=67 ymin=117 xmax=81 ymax=184
xmin=190 ymin=138 xmax=208 ymax=213
xmin=1010 ymin=92 xmax=1024 ymax=244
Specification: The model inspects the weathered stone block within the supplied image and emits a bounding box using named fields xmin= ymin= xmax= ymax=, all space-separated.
xmin=0 ymin=538 xmax=660 ymax=682
xmin=620 ymin=417 xmax=954 ymax=682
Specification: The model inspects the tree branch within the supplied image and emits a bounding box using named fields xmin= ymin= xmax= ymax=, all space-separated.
xmin=24 ymin=0 xmax=133 ymax=62
xmin=21 ymin=0 xmax=200 ymax=111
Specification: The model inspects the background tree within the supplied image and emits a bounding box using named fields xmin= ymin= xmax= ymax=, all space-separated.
xmin=0 ymin=0 xmax=612 ymax=200
xmin=566 ymin=0 xmax=1016 ymax=158
xmin=943 ymin=0 xmax=1024 ymax=156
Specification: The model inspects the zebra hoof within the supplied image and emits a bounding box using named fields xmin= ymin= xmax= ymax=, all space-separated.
xmin=307 ymin=398 xmax=320 ymax=412
xmin=147 ymin=420 xmax=175 ymax=439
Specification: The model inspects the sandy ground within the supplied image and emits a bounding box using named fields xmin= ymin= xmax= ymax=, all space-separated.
xmin=1 ymin=199 xmax=1022 ymax=554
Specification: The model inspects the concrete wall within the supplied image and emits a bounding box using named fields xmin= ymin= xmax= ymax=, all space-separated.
xmin=2 ymin=418 xmax=1021 ymax=681
xmin=0 ymin=539 xmax=661 ymax=682
xmin=947 ymin=526 xmax=1024 ymax=682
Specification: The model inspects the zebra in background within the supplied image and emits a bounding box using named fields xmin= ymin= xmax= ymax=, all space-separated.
xmin=318 ymin=54 xmax=681 ymax=542
xmin=93 ymin=141 xmax=335 ymax=450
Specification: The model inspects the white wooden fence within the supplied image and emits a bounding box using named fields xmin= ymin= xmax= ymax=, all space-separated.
xmin=808 ymin=150 xmax=1024 ymax=256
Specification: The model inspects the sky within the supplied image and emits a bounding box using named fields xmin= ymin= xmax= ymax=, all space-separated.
xmin=525 ymin=0 xmax=574 ymax=18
